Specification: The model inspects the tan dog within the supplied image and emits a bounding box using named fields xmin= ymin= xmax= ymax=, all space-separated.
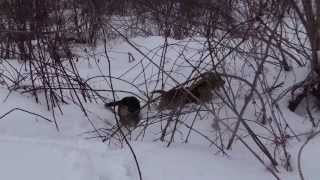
xmin=153 ymin=72 xmax=225 ymax=111
xmin=190 ymin=72 xmax=225 ymax=103
xmin=152 ymin=87 xmax=196 ymax=110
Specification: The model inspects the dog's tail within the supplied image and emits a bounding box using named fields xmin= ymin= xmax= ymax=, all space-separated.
xmin=151 ymin=90 xmax=166 ymax=94
xmin=104 ymin=101 xmax=120 ymax=108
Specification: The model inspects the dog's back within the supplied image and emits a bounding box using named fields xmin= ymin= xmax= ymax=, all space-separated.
xmin=153 ymin=88 xmax=196 ymax=110
xmin=152 ymin=72 xmax=225 ymax=111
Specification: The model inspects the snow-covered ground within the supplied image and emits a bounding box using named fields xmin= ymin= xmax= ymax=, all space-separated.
xmin=0 ymin=36 xmax=319 ymax=180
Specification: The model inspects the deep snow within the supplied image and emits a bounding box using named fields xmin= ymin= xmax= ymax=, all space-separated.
xmin=0 ymin=36 xmax=319 ymax=180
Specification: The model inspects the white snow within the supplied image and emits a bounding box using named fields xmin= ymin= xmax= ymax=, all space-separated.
xmin=0 ymin=36 xmax=319 ymax=180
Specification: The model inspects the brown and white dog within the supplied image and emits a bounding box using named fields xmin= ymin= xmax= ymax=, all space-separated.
xmin=105 ymin=96 xmax=141 ymax=128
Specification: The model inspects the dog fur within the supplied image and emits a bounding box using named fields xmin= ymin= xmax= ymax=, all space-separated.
xmin=153 ymin=72 xmax=225 ymax=110
xmin=105 ymin=96 xmax=141 ymax=128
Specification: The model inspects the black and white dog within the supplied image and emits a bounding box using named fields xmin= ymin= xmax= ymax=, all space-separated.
xmin=105 ymin=96 xmax=141 ymax=128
